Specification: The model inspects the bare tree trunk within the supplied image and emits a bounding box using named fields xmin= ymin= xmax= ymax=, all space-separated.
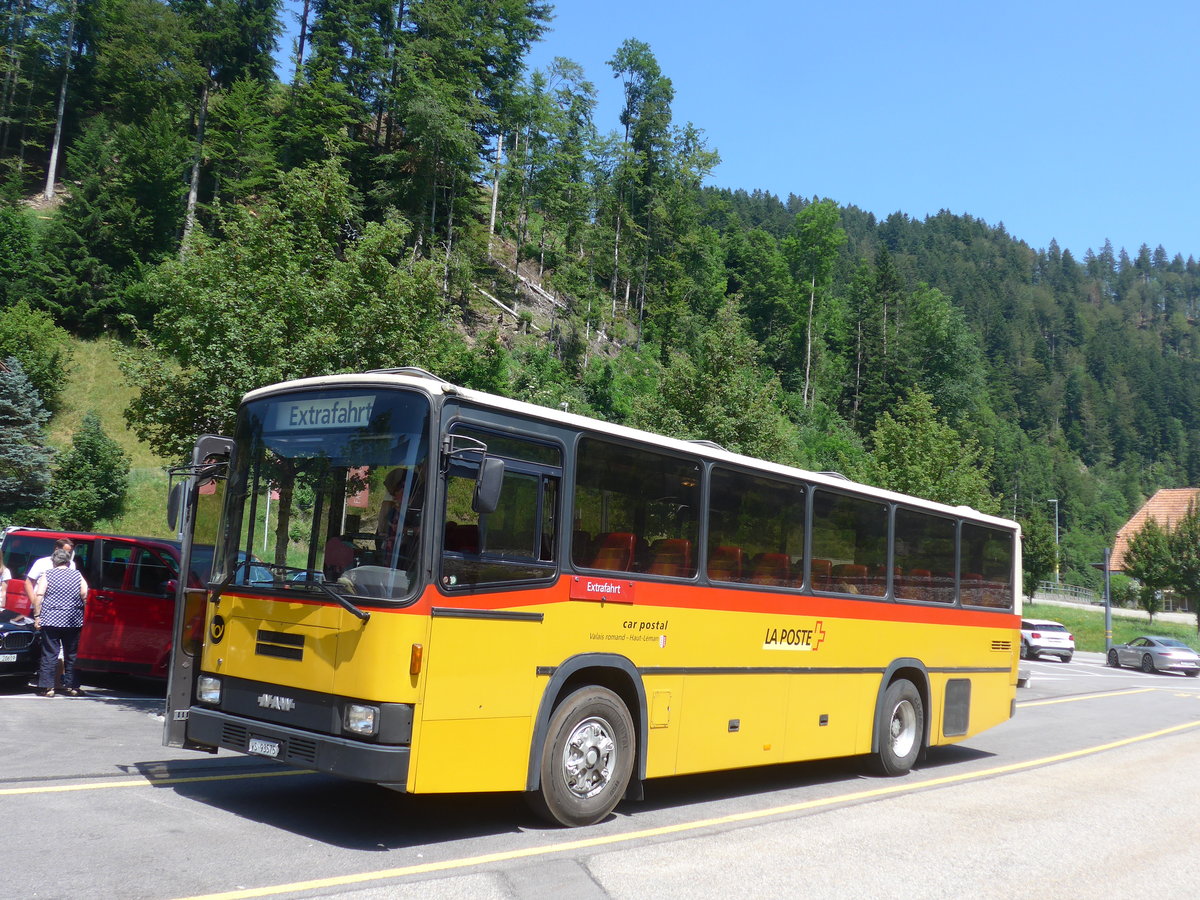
xmin=487 ymin=132 xmax=501 ymax=254
xmin=43 ymin=0 xmax=76 ymax=201
xmin=181 ymin=80 xmax=210 ymax=248
xmin=0 ymin=0 xmax=29 ymax=155
xmin=293 ymin=0 xmax=311 ymax=83
xmin=610 ymin=210 xmax=621 ymax=313
xmin=803 ymin=273 xmax=815 ymax=408
xmin=384 ymin=1 xmax=406 ymax=148
xmin=443 ymin=184 xmax=454 ymax=297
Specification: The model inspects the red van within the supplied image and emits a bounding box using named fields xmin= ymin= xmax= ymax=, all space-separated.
xmin=1 ymin=528 xmax=205 ymax=679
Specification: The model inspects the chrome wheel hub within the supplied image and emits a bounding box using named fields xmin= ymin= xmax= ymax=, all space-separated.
xmin=889 ymin=699 xmax=917 ymax=758
xmin=562 ymin=716 xmax=616 ymax=799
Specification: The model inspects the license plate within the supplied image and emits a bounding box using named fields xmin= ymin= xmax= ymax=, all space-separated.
xmin=248 ymin=737 xmax=280 ymax=758
xmin=0 ymin=653 xmax=15 ymax=663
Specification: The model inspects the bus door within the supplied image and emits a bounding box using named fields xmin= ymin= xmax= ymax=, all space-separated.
xmin=416 ymin=429 xmax=559 ymax=791
xmin=164 ymin=435 xmax=233 ymax=749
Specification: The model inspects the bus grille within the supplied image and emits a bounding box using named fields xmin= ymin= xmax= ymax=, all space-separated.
xmin=256 ymin=629 xmax=304 ymax=661
xmin=991 ymin=640 xmax=1013 ymax=652
xmin=221 ymin=721 xmax=319 ymax=767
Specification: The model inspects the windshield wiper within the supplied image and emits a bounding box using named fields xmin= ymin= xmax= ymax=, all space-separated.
xmin=313 ymin=577 xmax=370 ymax=622
xmin=259 ymin=562 xmax=371 ymax=623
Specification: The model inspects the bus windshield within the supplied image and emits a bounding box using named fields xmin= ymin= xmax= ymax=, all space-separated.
xmin=215 ymin=387 xmax=432 ymax=602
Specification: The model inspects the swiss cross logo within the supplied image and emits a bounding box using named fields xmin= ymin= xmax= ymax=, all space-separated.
xmin=813 ymin=620 xmax=826 ymax=651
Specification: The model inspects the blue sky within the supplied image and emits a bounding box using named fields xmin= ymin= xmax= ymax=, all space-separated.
xmin=278 ymin=1 xmax=1200 ymax=260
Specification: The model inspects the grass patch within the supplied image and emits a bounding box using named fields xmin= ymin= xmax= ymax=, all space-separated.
xmin=49 ymin=335 xmax=174 ymax=539
xmin=1023 ymin=602 xmax=1200 ymax=652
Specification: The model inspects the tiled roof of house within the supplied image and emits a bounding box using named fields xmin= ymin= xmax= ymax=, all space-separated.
xmin=1109 ymin=487 xmax=1200 ymax=571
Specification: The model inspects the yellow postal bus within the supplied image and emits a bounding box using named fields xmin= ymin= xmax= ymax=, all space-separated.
xmin=164 ymin=368 xmax=1021 ymax=826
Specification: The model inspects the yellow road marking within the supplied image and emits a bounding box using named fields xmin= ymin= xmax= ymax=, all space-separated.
xmin=174 ymin=717 xmax=1200 ymax=900
xmin=0 ymin=768 xmax=310 ymax=796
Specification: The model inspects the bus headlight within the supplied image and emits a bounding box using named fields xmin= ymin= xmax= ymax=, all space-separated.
xmin=344 ymin=703 xmax=379 ymax=736
xmin=196 ymin=675 xmax=222 ymax=704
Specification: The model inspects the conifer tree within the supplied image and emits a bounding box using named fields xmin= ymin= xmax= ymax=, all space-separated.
xmin=0 ymin=356 xmax=53 ymax=521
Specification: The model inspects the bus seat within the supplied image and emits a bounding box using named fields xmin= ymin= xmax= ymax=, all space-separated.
xmin=928 ymin=571 xmax=955 ymax=603
xmin=900 ymin=568 xmax=931 ymax=601
xmin=323 ymin=535 xmax=355 ymax=580
xmin=646 ymin=538 xmax=693 ymax=577
xmin=833 ymin=563 xmax=868 ymax=593
xmin=869 ymin=564 xmax=899 ymax=594
xmin=961 ymin=572 xmax=984 ymax=603
xmin=810 ymin=558 xmax=832 ymax=590
xmin=750 ymin=553 xmax=791 ymax=586
xmin=590 ymin=532 xmax=637 ymax=571
xmin=708 ymin=545 xmax=745 ymax=582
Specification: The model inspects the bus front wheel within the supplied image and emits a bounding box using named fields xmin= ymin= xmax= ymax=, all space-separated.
xmin=873 ymin=679 xmax=923 ymax=776
xmin=529 ymin=685 xmax=634 ymax=827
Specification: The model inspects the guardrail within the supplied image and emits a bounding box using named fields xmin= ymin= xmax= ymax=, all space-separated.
xmin=1034 ymin=581 xmax=1099 ymax=605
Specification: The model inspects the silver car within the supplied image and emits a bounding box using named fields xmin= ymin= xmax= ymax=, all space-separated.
xmin=1108 ymin=635 xmax=1200 ymax=676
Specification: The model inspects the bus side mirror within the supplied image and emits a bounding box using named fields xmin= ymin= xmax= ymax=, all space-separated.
xmin=167 ymin=481 xmax=184 ymax=531
xmin=472 ymin=458 xmax=505 ymax=515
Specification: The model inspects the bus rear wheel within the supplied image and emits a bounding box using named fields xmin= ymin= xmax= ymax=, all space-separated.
xmin=529 ymin=686 xmax=634 ymax=827
xmin=873 ymin=679 xmax=923 ymax=776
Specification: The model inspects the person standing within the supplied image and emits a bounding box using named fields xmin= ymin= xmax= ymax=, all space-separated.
xmin=24 ymin=537 xmax=75 ymax=608
xmin=0 ymin=551 xmax=10 ymax=610
xmin=32 ymin=547 xmax=87 ymax=698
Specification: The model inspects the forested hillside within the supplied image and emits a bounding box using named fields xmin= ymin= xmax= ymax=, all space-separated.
xmin=2 ymin=0 xmax=1198 ymax=593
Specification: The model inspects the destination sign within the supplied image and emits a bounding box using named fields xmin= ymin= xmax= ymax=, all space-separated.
xmin=272 ymin=395 xmax=376 ymax=431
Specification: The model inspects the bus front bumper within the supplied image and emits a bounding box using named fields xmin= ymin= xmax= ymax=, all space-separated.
xmin=187 ymin=707 xmax=411 ymax=785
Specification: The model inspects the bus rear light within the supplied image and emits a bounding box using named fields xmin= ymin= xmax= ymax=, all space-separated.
xmin=410 ymin=643 xmax=423 ymax=676
xmin=344 ymin=703 xmax=379 ymax=736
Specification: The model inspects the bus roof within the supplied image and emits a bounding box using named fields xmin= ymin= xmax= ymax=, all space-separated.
xmin=242 ymin=370 xmax=1019 ymax=532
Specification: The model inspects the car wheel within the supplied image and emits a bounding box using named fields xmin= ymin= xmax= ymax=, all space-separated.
xmin=1061 ymin=654 xmax=1072 ymax=663
xmin=1141 ymin=654 xmax=1156 ymax=674
xmin=1107 ymin=649 xmax=1120 ymax=668
xmin=1187 ymin=670 xmax=1200 ymax=678
xmin=528 ymin=686 xmax=635 ymax=827
xmin=1020 ymin=641 xmax=1030 ymax=660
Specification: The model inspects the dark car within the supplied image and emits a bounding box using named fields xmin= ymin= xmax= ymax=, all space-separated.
xmin=0 ymin=609 xmax=40 ymax=682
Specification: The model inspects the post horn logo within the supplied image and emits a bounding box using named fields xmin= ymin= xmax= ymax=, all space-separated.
xmin=209 ymin=614 xmax=226 ymax=644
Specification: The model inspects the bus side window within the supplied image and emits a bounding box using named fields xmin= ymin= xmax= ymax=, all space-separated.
xmin=573 ymin=438 xmax=701 ymax=579
xmin=811 ymin=489 xmax=888 ymax=597
xmin=440 ymin=428 xmax=562 ymax=590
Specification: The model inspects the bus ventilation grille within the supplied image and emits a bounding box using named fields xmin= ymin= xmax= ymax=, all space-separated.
xmin=991 ymin=640 xmax=1013 ymax=652
xmin=287 ymin=737 xmax=319 ymax=766
xmin=222 ymin=722 xmax=249 ymax=749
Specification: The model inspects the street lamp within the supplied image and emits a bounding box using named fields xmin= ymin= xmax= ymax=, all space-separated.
xmin=1048 ymin=498 xmax=1060 ymax=585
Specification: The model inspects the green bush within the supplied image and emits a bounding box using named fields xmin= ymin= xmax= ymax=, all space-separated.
xmin=51 ymin=411 xmax=130 ymax=529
